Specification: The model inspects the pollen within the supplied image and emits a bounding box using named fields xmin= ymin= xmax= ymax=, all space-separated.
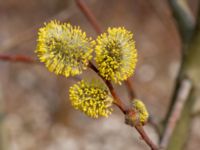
xmin=133 ymin=99 xmax=149 ymax=125
xmin=95 ymin=27 xmax=138 ymax=84
xmin=69 ymin=80 xmax=113 ymax=118
xmin=35 ymin=20 xmax=94 ymax=77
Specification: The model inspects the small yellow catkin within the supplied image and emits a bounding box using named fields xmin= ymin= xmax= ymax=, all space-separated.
xmin=95 ymin=27 xmax=138 ymax=84
xmin=35 ymin=20 xmax=94 ymax=77
xmin=132 ymin=99 xmax=149 ymax=125
xmin=69 ymin=80 xmax=113 ymax=118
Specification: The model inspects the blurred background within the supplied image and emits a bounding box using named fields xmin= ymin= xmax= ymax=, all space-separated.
xmin=0 ymin=0 xmax=200 ymax=150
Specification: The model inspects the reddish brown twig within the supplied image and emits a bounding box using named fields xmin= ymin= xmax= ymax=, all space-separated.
xmin=89 ymin=62 xmax=127 ymax=113
xmin=160 ymin=79 xmax=192 ymax=149
xmin=89 ymin=62 xmax=158 ymax=150
xmin=125 ymin=79 xmax=136 ymax=99
xmin=76 ymin=0 xmax=102 ymax=34
xmin=135 ymin=125 xmax=159 ymax=150
xmin=0 ymin=54 xmax=36 ymax=63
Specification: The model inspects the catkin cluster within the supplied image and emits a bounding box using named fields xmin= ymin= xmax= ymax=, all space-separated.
xmin=35 ymin=20 xmax=139 ymax=118
xmin=36 ymin=20 xmax=94 ymax=77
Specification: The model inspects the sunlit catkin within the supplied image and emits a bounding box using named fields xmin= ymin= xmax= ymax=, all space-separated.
xmin=35 ymin=20 xmax=94 ymax=77
xmin=69 ymin=80 xmax=113 ymax=118
xmin=95 ymin=27 xmax=137 ymax=84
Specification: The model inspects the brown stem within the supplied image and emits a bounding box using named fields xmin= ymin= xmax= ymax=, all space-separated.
xmin=160 ymin=79 xmax=192 ymax=149
xmin=89 ymin=62 xmax=158 ymax=150
xmin=125 ymin=79 xmax=136 ymax=99
xmin=135 ymin=125 xmax=159 ymax=150
xmin=0 ymin=54 xmax=36 ymax=63
xmin=88 ymin=62 xmax=127 ymax=113
xmin=76 ymin=0 xmax=102 ymax=34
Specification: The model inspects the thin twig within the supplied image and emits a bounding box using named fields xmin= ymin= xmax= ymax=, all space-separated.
xmin=89 ymin=62 xmax=158 ymax=150
xmin=135 ymin=125 xmax=159 ymax=150
xmin=89 ymin=62 xmax=127 ymax=113
xmin=125 ymin=79 xmax=136 ymax=99
xmin=148 ymin=116 xmax=162 ymax=139
xmin=0 ymin=54 xmax=36 ymax=63
xmin=169 ymin=0 xmax=195 ymax=44
xmin=191 ymin=110 xmax=200 ymax=118
xmin=160 ymin=78 xmax=192 ymax=149
xmin=76 ymin=0 xmax=102 ymax=34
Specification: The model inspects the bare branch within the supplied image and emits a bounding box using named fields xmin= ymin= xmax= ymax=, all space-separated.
xmin=0 ymin=54 xmax=36 ymax=63
xmin=169 ymin=0 xmax=195 ymax=44
xmin=76 ymin=0 xmax=102 ymax=34
xmin=160 ymin=78 xmax=192 ymax=149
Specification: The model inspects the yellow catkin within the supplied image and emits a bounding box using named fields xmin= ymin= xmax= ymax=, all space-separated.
xmin=69 ymin=80 xmax=113 ymax=118
xmin=35 ymin=20 xmax=94 ymax=77
xmin=95 ymin=27 xmax=138 ymax=84
xmin=132 ymin=99 xmax=149 ymax=125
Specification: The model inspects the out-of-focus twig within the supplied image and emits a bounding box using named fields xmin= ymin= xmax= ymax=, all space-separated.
xmin=162 ymin=3 xmax=200 ymax=149
xmin=76 ymin=0 xmax=102 ymax=34
xmin=169 ymin=0 xmax=195 ymax=45
xmin=160 ymin=79 xmax=192 ymax=149
xmin=0 ymin=54 xmax=36 ymax=63
xmin=191 ymin=110 xmax=200 ymax=118
xmin=0 ymin=85 xmax=7 ymax=150
xmin=148 ymin=116 xmax=162 ymax=138
xmin=125 ymin=79 xmax=136 ymax=99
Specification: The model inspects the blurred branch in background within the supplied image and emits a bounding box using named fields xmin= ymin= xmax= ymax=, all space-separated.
xmin=169 ymin=0 xmax=195 ymax=45
xmin=160 ymin=79 xmax=192 ymax=148
xmin=0 ymin=86 xmax=7 ymax=150
xmin=161 ymin=1 xmax=200 ymax=149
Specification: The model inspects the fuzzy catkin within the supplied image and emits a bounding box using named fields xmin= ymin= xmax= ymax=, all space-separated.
xmin=35 ymin=20 xmax=94 ymax=77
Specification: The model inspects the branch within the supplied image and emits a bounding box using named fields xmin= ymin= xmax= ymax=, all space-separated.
xmin=76 ymin=0 xmax=102 ymax=34
xmin=169 ymin=0 xmax=195 ymax=44
xmin=89 ymin=62 xmax=158 ymax=150
xmin=0 ymin=54 xmax=36 ymax=63
xmin=160 ymin=78 xmax=192 ymax=149
xmin=89 ymin=62 xmax=127 ymax=113
xmin=135 ymin=125 xmax=159 ymax=150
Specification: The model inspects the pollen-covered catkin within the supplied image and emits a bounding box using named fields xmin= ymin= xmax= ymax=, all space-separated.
xmin=69 ymin=80 xmax=113 ymax=118
xmin=132 ymin=99 xmax=149 ymax=125
xmin=95 ymin=27 xmax=138 ymax=84
xmin=35 ymin=20 xmax=94 ymax=77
